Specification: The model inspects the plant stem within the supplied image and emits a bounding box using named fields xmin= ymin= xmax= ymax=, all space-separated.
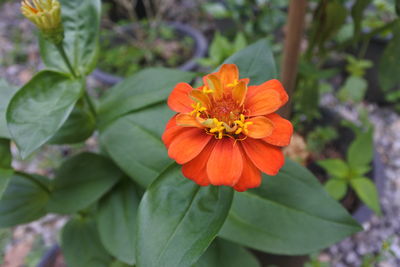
xmin=55 ymin=43 xmax=77 ymax=78
xmin=280 ymin=0 xmax=308 ymax=119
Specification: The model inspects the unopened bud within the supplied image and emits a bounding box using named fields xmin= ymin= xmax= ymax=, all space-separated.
xmin=21 ymin=0 xmax=64 ymax=44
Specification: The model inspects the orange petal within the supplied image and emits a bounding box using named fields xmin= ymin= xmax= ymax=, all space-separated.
xmin=168 ymin=128 xmax=211 ymax=164
xmin=207 ymin=138 xmax=243 ymax=186
xmin=167 ymin=83 xmax=194 ymax=113
xmin=245 ymin=88 xmax=282 ymax=116
xmin=240 ymin=78 xmax=250 ymax=85
xmin=247 ymin=79 xmax=288 ymax=105
xmin=233 ymin=153 xmax=261 ymax=192
xmin=162 ymin=124 xmax=187 ymax=149
xmin=176 ymin=113 xmax=204 ymax=128
xmin=245 ymin=116 xmax=274 ymax=139
xmin=232 ymin=80 xmax=248 ymax=106
xmin=217 ymin=64 xmax=239 ymax=87
xmin=204 ymin=74 xmax=223 ymax=100
xmin=182 ymin=139 xmax=217 ymax=186
xmin=241 ymin=138 xmax=284 ymax=175
xmin=263 ymin=113 xmax=293 ymax=147
xmin=189 ymin=90 xmax=211 ymax=108
xmin=165 ymin=115 xmax=177 ymax=130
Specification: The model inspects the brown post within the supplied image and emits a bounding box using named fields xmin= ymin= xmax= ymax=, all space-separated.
xmin=280 ymin=0 xmax=308 ymax=119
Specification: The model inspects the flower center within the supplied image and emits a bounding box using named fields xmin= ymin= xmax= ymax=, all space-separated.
xmin=190 ymin=94 xmax=252 ymax=140
xmin=208 ymin=96 xmax=242 ymax=124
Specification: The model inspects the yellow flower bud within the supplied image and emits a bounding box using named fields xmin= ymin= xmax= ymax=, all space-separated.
xmin=21 ymin=0 xmax=64 ymax=44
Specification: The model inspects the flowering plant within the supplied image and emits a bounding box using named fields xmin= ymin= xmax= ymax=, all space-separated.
xmin=0 ymin=0 xmax=362 ymax=266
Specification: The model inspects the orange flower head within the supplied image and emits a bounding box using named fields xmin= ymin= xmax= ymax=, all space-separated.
xmin=162 ymin=64 xmax=293 ymax=191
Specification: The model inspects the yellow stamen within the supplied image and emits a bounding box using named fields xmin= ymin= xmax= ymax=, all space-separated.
xmin=209 ymin=118 xmax=225 ymax=139
xmin=234 ymin=114 xmax=253 ymax=135
xmin=202 ymin=86 xmax=214 ymax=94
xmin=190 ymin=102 xmax=207 ymax=117
xmin=227 ymin=79 xmax=239 ymax=88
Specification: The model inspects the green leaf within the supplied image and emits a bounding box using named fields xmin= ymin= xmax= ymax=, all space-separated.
xmin=379 ymin=21 xmax=400 ymax=92
xmin=219 ymin=159 xmax=362 ymax=255
xmin=223 ymin=39 xmax=277 ymax=85
xmin=350 ymin=177 xmax=381 ymax=215
xmin=39 ymin=0 xmax=101 ymax=75
xmin=193 ymin=238 xmax=260 ymax=267
xmin=97 ymin=181 xmax=140 ymax=265
xmin=136 ymin=165 xmax=234 ymax=267
xmin=0 ymin=139 xmax=12 ymax=198
xmin=0 ymin=139 xmax=11 ymax=170
xmin=0 ymin=79 xmax=18 ymax=139
xmin=324 ymin=179 xmax=348 ymax=200
xmin=48 ymin=100 xmax=95 ymax=144
xmin=317 ymin=158 xmax=349 ymax=179
xmin=352 ymin=165 xmax=371 ymax=177
xmin=62 ymin=216 xmax=113 ymax=267
xmin=338 ymin=76 xmax=367 ymax=103
xmin=233 ymin=32 xmax=247 ymax=53
xmin=100 ymin=104 xmax=173 ymax=188
xmin=347 ymin=129 xmax=373 ymax=168
xmin=6 ymin=71 xmax=83 ymax=158
xmin=0 ymin=173 xmax=50 ymax=227
xmin=0 ymin=169 xmax=12 ymax=201
xmin=109 ymin=261 xmax=134 ymax=267
xmin=47 ymin=152 xmax=122 ymax=214
xmin=209 ymin=33 xmax=232 ymax=63
xmin=98 ymin=68 xmax=195 ymax=128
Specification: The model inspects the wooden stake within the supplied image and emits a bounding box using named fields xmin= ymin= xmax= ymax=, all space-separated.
xmin=280 ymin=0 xmax=308 ymax=119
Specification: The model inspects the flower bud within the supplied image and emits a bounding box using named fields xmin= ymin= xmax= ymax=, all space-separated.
xmin=21 ymin=0 xmax=64 ymax=44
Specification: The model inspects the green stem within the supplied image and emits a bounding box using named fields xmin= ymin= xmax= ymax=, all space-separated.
xmin=55 ymin=43 xmax=77 ymax=78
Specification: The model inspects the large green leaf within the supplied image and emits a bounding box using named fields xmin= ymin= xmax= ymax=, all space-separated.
xmin=0 ymin=79 xmax=18 ymax=139
xmin=379 ymin=21 xmax=400 ymax=92
xmin=136 ymin=165 xmax=234 ymax=267
xmin=98 ymin=68 xmax=195 ymax=127
xmin=49 ymin=100 xmax=96 ymax=144
xmin=0 ymin=173 xmax=50 ymax=227
xmin=47 ymin=152 xmax=122 ymax=214
xmin=97 ymin=181 xmax=140 ymax=265
xmin=100 ymin=104 xmax=173 ymax=188
xmin=222 ymin=39 xmax=277 ymax=85
xmin=0 ymin=139 xmax=13 ymax=198
xmin=39 ymin=0 xmax=101 ymax=75
xmin=62 ymin=216 xmax=113 ymax=267
xmin=6 ymin=71 xmax=82 ymax=158
xmin=350 ymin=177 xmax=381 ymax=215
xmin=219 ymin=159 xmax=362 ymax=255
xmin=193 ymin=238 xmax=260 ymax=267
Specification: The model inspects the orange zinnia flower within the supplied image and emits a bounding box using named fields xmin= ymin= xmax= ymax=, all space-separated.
xmin=162 ymin=64 xmax=293 ymax=191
